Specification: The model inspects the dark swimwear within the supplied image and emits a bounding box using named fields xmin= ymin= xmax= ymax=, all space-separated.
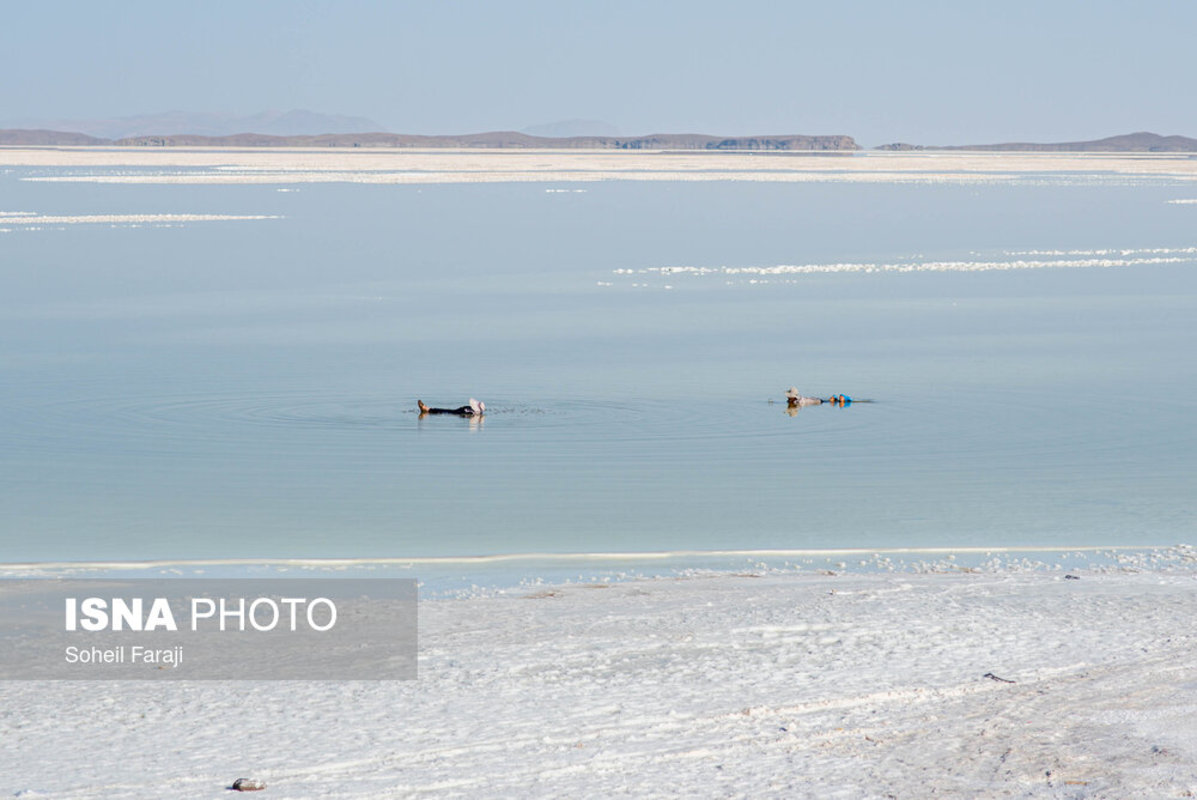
xmin=418 ymin=399 xmax=485 ymax=417
xmin=422 ymin=405 xmax=477 ymax=416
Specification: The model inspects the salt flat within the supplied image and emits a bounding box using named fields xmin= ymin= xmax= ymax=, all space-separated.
xmin=3 ymin=567 xmax=1195 ymax=798
xmin=3 ymin=147 xmax=1197 ymax=185
xmin=3 ymin=145 xmax=1196 ymax=797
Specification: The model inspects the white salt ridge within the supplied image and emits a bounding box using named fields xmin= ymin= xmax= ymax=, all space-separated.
xmin=13 ymin=170 xmax=1148 ymax=188
xmin=3 ymin=567 xmax=1195 ymax=798
xmin=1167 ymin=199 xmax=1197 ymax=204
xmin=8 ymin=150 xmax=1197 ymax=189
xmin=1005 ymin=246 xmax=1197 ymax=256
xmin=630 ymin=245 xmax=1197 ymax=280
xmin=0 ymin=543 xmax=1165 ymax=575
xmin=0 ymin=213 xmax=280 ymax=225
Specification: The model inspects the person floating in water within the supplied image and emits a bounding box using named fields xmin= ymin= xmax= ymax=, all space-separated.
xmin=418 ymin=398 xmax=485 ymax=417
xmin=785 ymin=387 xmax=822 ymax=407
xmin=785 ymin=387 xmax=852 ymax=408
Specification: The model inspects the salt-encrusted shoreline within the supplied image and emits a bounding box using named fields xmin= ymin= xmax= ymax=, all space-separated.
xmin=3 ymin=148 xmax=1197 ymax=186
xmin=3 ymin=567 xmax=1195 ymax=798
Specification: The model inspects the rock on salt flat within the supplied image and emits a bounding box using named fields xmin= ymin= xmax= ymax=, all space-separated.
xmin=2 ymin=570 xmax=1195 ymax=798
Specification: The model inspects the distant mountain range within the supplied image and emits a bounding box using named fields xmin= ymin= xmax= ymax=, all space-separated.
xmin=0 ymin=129 xmax=860 ymax=151
xmin=1 ymin=121 xmax=1195 ymax=152
xmin=0 ymin=110 xmax=383 ymax=140
xmin=876 ymin=132 xmax=1197 ymax=152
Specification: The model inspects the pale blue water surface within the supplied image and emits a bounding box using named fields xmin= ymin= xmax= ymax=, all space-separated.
xmin=2 ymin=166 xmax=1195 ymax=574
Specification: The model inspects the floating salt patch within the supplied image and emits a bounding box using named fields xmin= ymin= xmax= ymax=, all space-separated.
xmin=1007 ymin=246 xmax=1197 ymax=256
xmin=0 ymin=213 xmax=281 ymax=226
xmin=630 ymin=251 xmax=1197 ymax=279
xmin=1167 ymin=198 xmax=1197 ymax=204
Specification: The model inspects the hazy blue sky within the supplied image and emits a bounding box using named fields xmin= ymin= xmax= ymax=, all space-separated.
xmin=3 ymin=0 xmax=1193 ymax=144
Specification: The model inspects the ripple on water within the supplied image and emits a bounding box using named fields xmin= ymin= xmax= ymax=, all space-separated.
xmin=9 ymin=391 xmax=743 ymax=452
xmin=4 ymin=382 xmax=1151 ymax=478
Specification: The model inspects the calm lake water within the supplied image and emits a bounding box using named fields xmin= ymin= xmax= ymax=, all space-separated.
xmin=2 ymin=166 xmax=1195 ymax=568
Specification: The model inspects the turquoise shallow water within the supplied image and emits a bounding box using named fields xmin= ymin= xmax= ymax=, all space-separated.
xmin=1 ymin=172 xmax=1195 ymax=565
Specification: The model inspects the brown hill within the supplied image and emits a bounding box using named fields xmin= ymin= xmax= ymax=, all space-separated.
xmin=877 ymin=132 xmax=1197 ymax=152
xmin=0 ymin=129 xmax=108 ymax=146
